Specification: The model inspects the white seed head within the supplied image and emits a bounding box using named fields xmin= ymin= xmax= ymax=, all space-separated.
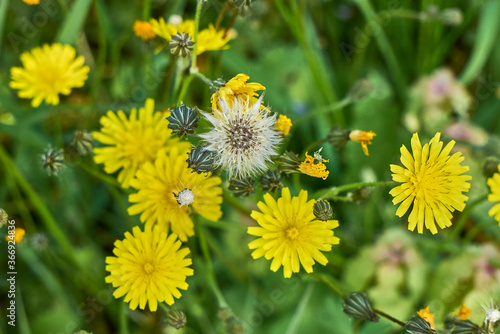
xmin=176 ymin=189 xmax=195 ymax=207
xmin=199 ymin=94 xmax=281 ymax=178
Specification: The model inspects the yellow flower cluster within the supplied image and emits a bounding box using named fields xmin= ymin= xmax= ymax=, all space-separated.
xmin=93 ymin=98 xmax=223 ymax=311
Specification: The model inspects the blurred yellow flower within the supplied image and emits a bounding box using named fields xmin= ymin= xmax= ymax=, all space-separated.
xmin=298 ymin=152 xmax=329 ymax=180
xmin=211 ymin=73 xmax=266 ymax=112
xmin=275 ymin=115 xmax=293 ymax=136
xmin=128 ymin=146 xmax=223 ymax=241
xmin=417 ymin=306 xmax=435 ymax=329
xmin=133 ymin=20 xmax=156 ymax=40
xmin=6 ymin=228 xmax=25 ymax=243
xmin=22 ymin=0 xmax=39 ymax=5
xmin=349 ymin=130 xmax=376 ymax=156
xmin=105 ymin=226 xmax=193 ymax=311
xmin=389 ymin=132 xmax=471 ymax=234
xmin=150 ymin=17 xmax=232 ymax=55
xmin=248 ymin=187 xmax=340 ymax=278
xmin=10 ymin=44 xmax=89 ymax=107
xmin=454 ymin=303 xmax=471 ymax=321
xmin=487 ymin=164 xmax=500 ymax=224
xmin=93 ymin=99 xmax=186 ymax=188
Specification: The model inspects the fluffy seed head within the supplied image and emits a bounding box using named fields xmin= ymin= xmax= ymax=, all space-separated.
xmin=199 ymin=94 xmax=281 ymax=178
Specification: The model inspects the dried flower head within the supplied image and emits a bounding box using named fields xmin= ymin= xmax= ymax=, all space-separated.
xmin=199 ymin=94 xmax=281 ymax=178
xmin=298 ymin=151 xmax=329 ymax=180
xmin=42 ymin=147 xmax=65 ymax=175
xmin=169 ymin=33 xmax=195 ymax=57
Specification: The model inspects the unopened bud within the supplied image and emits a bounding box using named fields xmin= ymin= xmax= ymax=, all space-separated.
xmin=327 ymin=126 xmax=350 ymax=149
xmin=482 ymin=157 xmax=500 ymax=180
xmin=405 ymin=316 xmax=436 ymax=334
xmin=229 ymin=176 xmax=254 ymax=198
xmin=313 ymin=199 xmax=334 ymax=221
xmin=342 ymin=292 xmax=379 ymax=322
xmin=277 ymin=151 xmax=301 ymax=174
xmin=166 ymin=309 xmax=187 ymax=329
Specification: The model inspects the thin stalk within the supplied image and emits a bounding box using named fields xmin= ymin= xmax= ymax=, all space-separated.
xmin=285 ymin=283 xmax=315 ymax=334
xmin=0 ymin=145 xmax=76 ymax=262
xmin=190 ymin=0 xmax=204 ymax=72
xmin=195 ymin=218 xmax=228 ymax=308
xmin=215 ymin=2 xmax=231 ymax=30
xmin=295 ymin=98 xmax=351 ymax=123
xmin=142 ymin=0 xmax=151 ymax=21
xmin=352 ymin=0 xmax=407 ymax=103
xmin=373 ymin=308 xmax=406 ymax=327
xmin=222 ymin=9 xmax=238 ymax=39
xmin=119 ymin=302 xmax=130 ymax=334
xmin=314 ymin=181 xmax=396 ymax=199
xmin=311 ymin=273 xmax=344 ymax=298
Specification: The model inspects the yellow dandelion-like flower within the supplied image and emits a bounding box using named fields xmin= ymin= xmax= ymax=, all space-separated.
xmin=275 ymin=115 xmax=293 ymax=136
xmin=128 ymin=146 xmax=223 ymax=241
xmin=487 ymin=164 xmax=500 ymax=224
xmin=92 ymin=99 xmax=187 ymax=188
xmin=454 ymin=303 xmax=471 ymax=321
xmin=211 ymin=73 xmax=266 ymax=112
xmin=133 ymin=20 xmax=156 ymax=40
xmin=298 ymin=152 xmax=329 ymax=180
xmin=150 ymin=18 xmax=232 ymax=55
xmin=248 ymin=187 xmax=340 ymax=278
xmin=22 ymin=0 xmax=39 ymax=4
xmin=6 ymin=228 xmax=25 ymax=243
xmin=389 ymin=132 xmax=471 ymax=234
xmin=10 ymin=44 xmax=89 ymax=107
xmin=417 ymin=306 xmax=435 ymax=329
xmin=105 ymin=226 xmax=193 ymax=311
xmin=349 ymin=130 xmax=376 ymax=156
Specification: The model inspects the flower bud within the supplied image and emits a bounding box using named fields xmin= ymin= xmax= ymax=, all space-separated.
xmin=42 ymin=147 xmax=64 ymax=175
xmin=166 ymin=309 xmax=187 ymax=329
xmin=342 ymin=292 xmax=379 ymax=322
xmin=187 ymin=146 xmax=215 ymax=175
xmin=229 ymin=176 xmax=254 ymax=198
xmin=169 ymin=33 xmax=195 ymax=58
xmin=405 ymin=316 xmax=436 ymax=334
xmin=72 ymin=130 xmax=94 ymax=156
xmin=167 ymin=104 xmax=199 ymax=138
xmin=0 ymin=208 xmax=8 ymax=228
xmin=482 ymin=157 xmax=500 ymax=180
xmin=327 ymin=126 xmax=350 ymax=149
xmin=277 ymin=151 xmax=301 ymax=174
xmin=347 ymin=79 xmax=374 ymax=102
xmin=313 ymin=199 xmax=334 ymax=221
xmin=260 ymin=170 xmax=283 ymax=193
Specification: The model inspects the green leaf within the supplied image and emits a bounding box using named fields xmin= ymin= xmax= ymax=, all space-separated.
xmin=55 ymin=0 xmax=93 ymax=45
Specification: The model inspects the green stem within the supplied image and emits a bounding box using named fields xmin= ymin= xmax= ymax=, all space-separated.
xmin=119 ymin=302 xmax=130 ymax=334
xmin=373 ymin=308 xmax=406 ymax=327
xmin=190 ymin=0 xmax=204 ymax=73
xmin=79 ymin=162 xmax=122 ymax=188
xmin=176 ymin=74 xmax=195 ymax=105
xmin=0 ymin=145 xmax=76 ymax=262
xmin=295 ymin=98 xmax=351 ymax=123
xmin=444 ymin=194 xmax=489 ymax=244
xmin=142 ymin=0 xmax=151 ymax=21
xmin=315 ymin=181 xmax=396 ymax=199
xmin=311 ymin=273 xmax=344 ymax=298
xmin=195 ymin=218 xmax=228 ymax=308
xmin=459 ymin=1 xmax=500 ymax=85
xmin=285 ymin=283 xmax=315 ymax=334
xmin=351 ymin=0 xmax=407 ymax=103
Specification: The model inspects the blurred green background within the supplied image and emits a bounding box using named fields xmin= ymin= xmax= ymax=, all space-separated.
xmin=1 ymin=0 xmax=500 ymax=333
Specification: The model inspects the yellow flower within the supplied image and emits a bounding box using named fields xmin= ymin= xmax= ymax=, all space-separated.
xmin=211 ymin=73 xmax=266 ymax=112
xmin=22 ymin=0 xmax=39 ymax=5
xmin=275 ymin=115 xmax=293 ymax=136
xmin=6 ymin=228 xmax=25 ymax=243
xmin=93 ymin=99 xmax=186 ymax=188
xmin=10 ymin=44 xmax=89 ymax=107
xmin=150 ymin=18 xmax=232 ymax=55
xmin=487 ymin=164 xmax=500 ymax=224
xmin=105 ymin=226 xmax=193 ymax=311
xmin=349 ymin=130 xmax=376 ymax=156
xmin=298 ymin=152 xmax=329 ymax=180
xmin=454 ymin=303 xmax=471 ymax=320
xmin=133 ymin=20 xmax=156 ymax=40
xmin=128 ymin=146 xmax=223 ymax=241
xmin=389 ymin=132 xmax=471 ymax=234
xmin=417 ymin=306 xmax=435 ymax=329
xmin=248 ymin=187 xmax=340 ymax=278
